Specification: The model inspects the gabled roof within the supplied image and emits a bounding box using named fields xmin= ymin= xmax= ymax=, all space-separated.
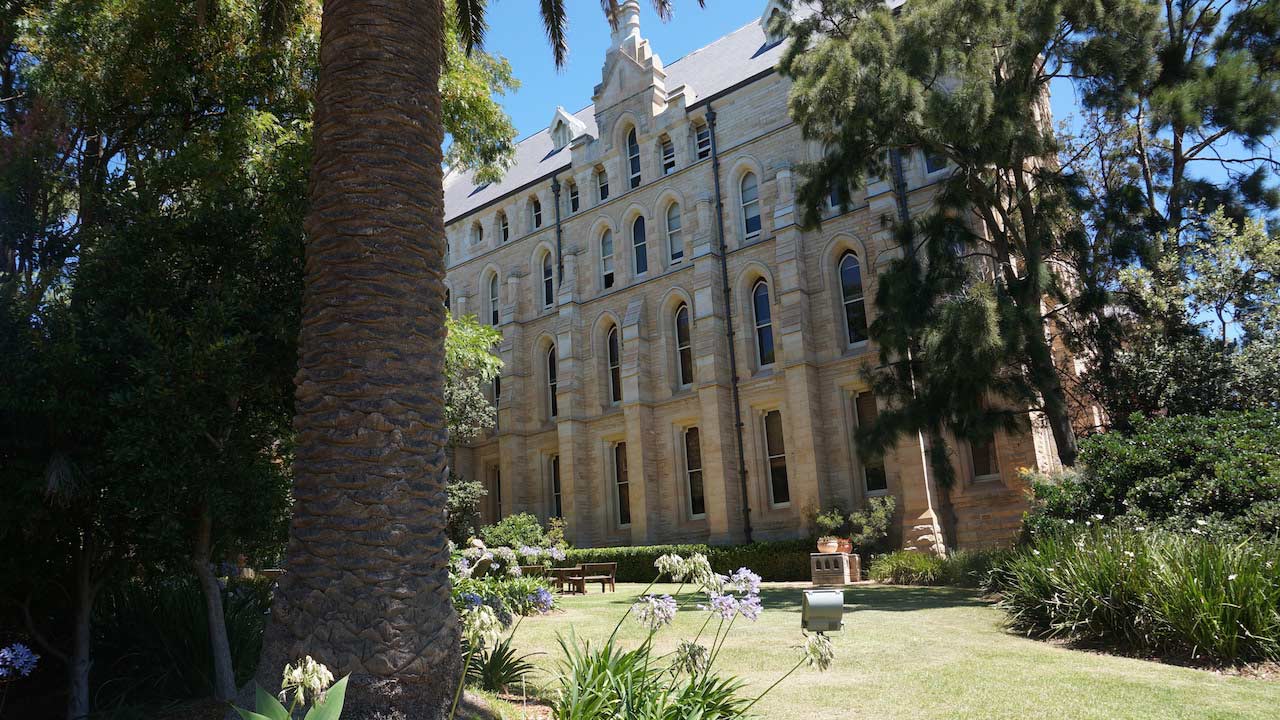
xmin=443 ymin=16 xmax=791 ymax=223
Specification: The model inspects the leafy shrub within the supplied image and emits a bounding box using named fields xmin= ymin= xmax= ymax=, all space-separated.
xmin=848 ymin=496 xmax=895 ymax=554
xmin=868 ymin=551 xmax=945 ymax=585
xmin=563 ymin=539 xmax=813 ymax=582
xmin=480 ymin=512 xmax=546 ymax=550
xmin=994 ymin=527 xmax=1280 ymax=664
xmin=452 ymin=575 xmax=555 ymax=618
xmin=939 ymin=549 xmax=1012 ymax=588
xmin=813 ymin=506 xmax=850 ymax=536
xmin=467 ymin=636 xmax=539 ymax=693
xmin=1023 ymin=410 xmax=1280 ymax=539
xmin=446 ymin=473 xmax=487 ymax=545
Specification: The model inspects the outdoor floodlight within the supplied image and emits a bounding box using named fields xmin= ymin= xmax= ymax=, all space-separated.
xmin=801 ymin=589 xmax=844 ymax=632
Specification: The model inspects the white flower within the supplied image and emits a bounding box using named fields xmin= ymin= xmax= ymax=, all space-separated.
xmin=655 ymin=553 xmax=686 ymax=578
xmin=1228 ymin=574 xmax=1238 ymax=581
xmin=632 ymin=594 xmax=678 ymax=631
xmin=1124 ymin=551 xmax=1135 ymax=558
xmin=800 ymin=633 xmax=834 ymax=671
xmin=280 ymin=656 xmax=335 ymax=706
xmin=1093 ymin=514 xmax=1105 ymax=521
xmin=1196 ymin=519 xmax=1208 ymax=526
xmin=462 ymin=605 xmax=504 ymax=649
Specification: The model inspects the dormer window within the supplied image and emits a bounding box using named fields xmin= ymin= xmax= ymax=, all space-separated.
xmin=548 ymin=106 xmax=587 ymax=152
xmin=552 ymin=122 xmax=571 ymax=150
xmin=761 ymin=1 xmax=788 ymax=45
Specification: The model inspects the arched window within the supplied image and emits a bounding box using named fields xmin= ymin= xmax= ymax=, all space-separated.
xmin=740 ymin=172 xmax=761 ymax=240
xmin=632 ymin=216 xmax=648 ymax=275
xmin=627 ymin=128 xmax=641 ymax=188
xmin=660 ymin=135 xmax=676 ymax=175
xmin=839 ymin=252 xmax=868 ymax=344
xmin=541 ymin=252 xmax=555 ymax=307
xmin=498 ymin=211 xmax=509 ymax=242
xmin=666 ymin=203 xmax=683 ymax=264
xmin=531 ymin=197 xmax=543 ymax=228
xmin=471 ymin=222 xmax=483 ymax=246
xmin=751 ymin=279 xmax=775 ymax=366
xmin=607 ymin=325 xmax=622 ymax=404
xmin=546 ymin=343 xmax=558 ymax=419
xmin=601 ymin=230 xmax=615 ymax=289
xmin=568 ymin=181 xmax=580 ymax=213
xmin=674 ymin=303 xmax=693 ymax=387
xmin=487 ymin=272 xmax=500 ymax=326
xmin=596 ymin=168 xmax=610 ymax=202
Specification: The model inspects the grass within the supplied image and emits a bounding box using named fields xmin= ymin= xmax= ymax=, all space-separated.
xmin=503 ymin=582 xmax=1278 ymax=720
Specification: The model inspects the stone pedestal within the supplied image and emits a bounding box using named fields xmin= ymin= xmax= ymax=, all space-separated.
xmin=810 ymin=552 xmax=859 ymax=586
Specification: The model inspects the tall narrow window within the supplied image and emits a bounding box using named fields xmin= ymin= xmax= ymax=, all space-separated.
xmin=550 ymin=455 xmax=562 ymax=518
xmin=827 ymin=180 xmax=843 ymax=213
xmin=839 ymin=252 xmax=868 ymax=344
xmin=855 ymin=392 xmax=887 ymax=493
xmin=764 ymin=409 xmax=789 ymax=505
xmin=661 ymin=135 xmax=676 ymax=174
xmin=568 ymin=181 xmax=580 ymax=212
xmin=684 ymin=427 xmax=705 ymax=517
xmin=740 ymin=172 xmax=761 ymax=240
xmin=970 ymin=433 xmax=999 ymax=479
xmin=613 ymin=442 xmax=631 ymax=526
xmin=489 ymin=465 xmax=502 ymax=521
xmin=632 ymin=216 xmax=648 ymax=275
xmin=471 ymin=222 xmax=483 ymax=246
xmin=607 ymin=325 xmax=622 ymax=404
xmin=546 ymin=344 xmax=558 ymax=419
xmin=694 ymin=121 xmax=711 ymax=160
xmin=627 ymin=128 xmax=642 ymax=189
xmin=488 ymin=273 xmax=500 ymax=326
xmin=666 ymin=203 xmax=684 ymax=264
xmin=751 ymin=280 xmax=775 ymax=366
xmin=498 ymin=212 xmax=509 ymax=242
xmin=445 ymin=287 xmax=451 ymax=314
xmin=674 ymin=303 xmax=693 ymax=387
xmin=542 ymin=252 xmax=555 ymax=307
xmin=597 ymin=168 xmax=610 ymax=202
xmin=531 ymin=197 xmax=542 ymax=228
xmin=601 ymin=230 xmax=615 ymax=289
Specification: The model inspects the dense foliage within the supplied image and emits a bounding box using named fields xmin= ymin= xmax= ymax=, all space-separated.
xmin=479 ymin=512 xmax=548 ymax=551
xmin=868 ymin=550 xmax=1007 ymax=589
xmin=1023 ymin=410 xmax=1280 ymax=539
xmin=563 ymin=540 xmax=815 ymax=583
xmin=993 ymin=528 xmax=1280 ymax=664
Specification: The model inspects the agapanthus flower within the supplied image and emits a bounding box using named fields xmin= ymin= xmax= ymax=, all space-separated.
xmin=684 ymin=554 xmax=720 ymax=591
xmin=484 ymin=595 xmax=514 ymax=628
xmin=280 ymin=655 xmax=335 ymax=706
xmin=492 ymin=546 xmax=517 ymax=566
xmin=547 ymin=546 xmax=567 ymax=562
xmin=458 ymin=591 xmax=484 ymax=609
xmin=705 ymin=592 xmax=739 ymax=620
xmin=801 ymin=633 xmax=834 ymax=671
xmin=632 ymin=594 xmax=678 ymax=631
xmin=729 ymin=567 xmax=761 ymax=595
xmin=526 ymin=587 xmax=555 ymax=614
xmin=461 ymin=605 xmax=504 ymax=649
xmin=673 ymin=640 xmax=709 ymax=676
xmin=737 ymin=593 xmax=763 ymax=621
xmin=518 ymin=545 xmax=543 ymax=561
xmin=0 ymin=643 xmax=39 ymax=679
xmin=655 ymin=553 xmax=686 ymax=578
xmin=508 ymin=563 xmax=523 ymax=577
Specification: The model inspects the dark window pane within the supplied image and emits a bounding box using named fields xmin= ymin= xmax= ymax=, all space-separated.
xmin=753 ymin=283 xmax=771 ymax=324
xmin=551 ymin=456 xmax=562 ymax=518
xmin=615 ymin=443 xmax=631 ymax=525
xmin=971 ymin=436 xmax=998 ymax=477
xmin=770 ymin=460 xmax=790 ymax=505
xmin=757 ymin=325 xmax=775 ymax=366
xmin=685 ymin=428 xmax=705 ymax=517
xmin=744 ymin=213 xmax=761 ymax=237
xmin=764 ymin=410 xmax=789 ymax=504
xmin=633 ymin=217 xmax=648 ymax=275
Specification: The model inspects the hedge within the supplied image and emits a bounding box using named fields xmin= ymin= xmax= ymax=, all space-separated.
xmin=562 ymin=539 xmax=814 ymax=582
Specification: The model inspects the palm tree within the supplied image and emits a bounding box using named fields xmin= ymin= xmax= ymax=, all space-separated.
xmin=253 ymin=1 xmax=702 ymax=716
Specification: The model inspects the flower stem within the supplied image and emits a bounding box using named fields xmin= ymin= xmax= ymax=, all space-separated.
xmin=448 ymin=646 xmax=478 ymax=720
xmin=607 ymin=573 xmax=660 ymax=643
xmin=738 ymin=656 xmax=807 ymax=716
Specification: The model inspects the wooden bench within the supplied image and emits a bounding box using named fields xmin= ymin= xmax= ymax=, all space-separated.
xmin=549 ymin=566 xmax=584 ymax=594
xmin=581 ymin=562 xmax=617 ymax=593
xmin=519 ymin=564 xmax=548 ymax=578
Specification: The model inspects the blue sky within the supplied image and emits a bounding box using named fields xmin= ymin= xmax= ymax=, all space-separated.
xmin=483 ymin=1 xmax=1087 ymax=147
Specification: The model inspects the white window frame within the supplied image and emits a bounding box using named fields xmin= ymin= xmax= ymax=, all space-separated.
xmin=487 ymin=272 xmax=500 ymax=326
xmin=661 ymin=136 xmax=676 ymax=175
xmin=762 ymin=408 xmax=790 ymax=508
xmin=838 ymin=252 xmax=869 ymax=347
xmin=740 ymin=172 xmax=761 ymax=241
xmin=471 ymin=222 xmax=483 ymax=246
xmin=627 ymin=128 xmax=642 ymax=189
xmin=601 ymin=230 xmax=615 ymax=289
xmin=568 ymin=182 xmax=579 ymax=212
xmin=694 ymin=121 xmax=711 ymax=160
xmin=666 ymin=203 xmax=684 ymax=264
xmin=597 ymin=168 xmax=610 ymax=202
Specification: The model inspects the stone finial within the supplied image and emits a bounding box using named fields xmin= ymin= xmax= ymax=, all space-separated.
xmin=610 ymin=0 xmax=642 ymax=50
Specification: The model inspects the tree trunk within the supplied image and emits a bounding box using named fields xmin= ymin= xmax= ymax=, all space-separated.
xmin=67 ymin=535 xmax=94 ymax=720
xmin=251 ymin=0 xmax=459 ymax=717
xmin=1022 ymin=308 xmax=1079 ymax=467
xmin=192 ymin=501 xmax=237 ymax=702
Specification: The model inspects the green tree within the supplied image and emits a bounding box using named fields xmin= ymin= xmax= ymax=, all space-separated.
xmin=443 ymin=313 xmax=502 ymax=545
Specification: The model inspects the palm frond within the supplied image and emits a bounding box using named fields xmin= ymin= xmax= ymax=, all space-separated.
xmin=600 ymin=0 xmax=621 ymax=30
xmin=541 ymin=0 xmax=569 ymax=67
xmin=455 ymin=0 xmax=489 ymax=53
xmin=43 ymin=450 xmax=82 ymax=507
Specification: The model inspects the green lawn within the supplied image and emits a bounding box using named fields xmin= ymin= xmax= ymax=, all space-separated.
xmin=504 ymin=582 xmax=1278 ymax=720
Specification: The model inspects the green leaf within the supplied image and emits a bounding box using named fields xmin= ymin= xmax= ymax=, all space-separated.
xmin=255 ymin=685 xmax=292 ymax=720
xmin=232 ymin=707 xmax=276 ymax=720
xmin=303 ymin=675 xmax=350 ymax=720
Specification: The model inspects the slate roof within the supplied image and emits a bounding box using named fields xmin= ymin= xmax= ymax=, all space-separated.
xmin=443 ymin=16 xmax=791 ymax=223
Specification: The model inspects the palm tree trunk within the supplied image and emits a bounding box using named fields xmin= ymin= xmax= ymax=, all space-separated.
xmin=252 ymin=0 xmax=459 ymax=716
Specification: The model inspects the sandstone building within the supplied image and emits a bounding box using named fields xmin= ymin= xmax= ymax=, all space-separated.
xmin=444 ymin=1 xmax=1061 ymax=552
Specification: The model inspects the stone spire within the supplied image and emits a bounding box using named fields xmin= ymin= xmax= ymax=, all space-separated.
xmin=609 ymin=0 xmax=643 ymax=52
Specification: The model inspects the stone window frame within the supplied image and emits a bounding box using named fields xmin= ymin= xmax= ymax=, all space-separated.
xmin=539 ymin=250 xmax=556 ymax=309
xmin=547 ymin=453 xmax=562 ymax=519
xmin=596 ymin=166 xmax=610 ymax=203
xmin=672 ymin=302 xmax=694 ymax=389
xmin=681 ymin=425 xmax=707 ymax=520
xmin=626 ymin=127 xmax=642 ymax=189
xmin=693 ymin=120 xmax=711 ymax=160
xmin=608 ymin=439 xmax=632 ymax=529
xmin=837 ymin=251 xmax=870 ymax=347
xmin=631 ymin=214 xmax=649 ymax=277
xmin=750 ymin=278 xmax=776 ymax=369
xmin=539 ymin=338 xmax=559 ymax=422
xmin=758 ymin=407 xmax=791 ymax=509
xmin=497 ymin=211 xmax=510 ymax=242
xmin=484 ymin=268 xmax=501 ymax=326
xmin=600 ymin=228 xmax=616 ymax=290
xmin=470 ymin=220 xmax=484 ymax=247
xmin=739 ymin=171 xmax=762 ymax=242
xmin=665 ymin=201 xmax=684 ymax=265
xmin=530 ymin=195 xmax=543 ymax=229
xmin=660 ymin=134 xmax=676 ymax=175
xmin=568 ymin=181 xmax=580 ymax=213
xmin=850 ymin=390 xmax=889 ymax=496
xmin=606 ymin=323 xmax=623 ymax=405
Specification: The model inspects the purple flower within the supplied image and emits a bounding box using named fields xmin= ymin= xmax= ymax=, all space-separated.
xmin=738 ymin=593 xmax=763 ymax=621
xmin=526 ymin=587 xmax=555 ymax=614
xmin=459 ymin=592 xmax=484 ymax=609
xmin=705 ymin=593 xmax=739 ymax=620
xmin=633 ymin=594 xmax=678 ymax=631
xmin=548 ymin=546 xmax=567 ymax=562
xmin=0 ymin=643 xmax=39 ymax=678
xmin=729 ymin=568 xmax=761 ymax=595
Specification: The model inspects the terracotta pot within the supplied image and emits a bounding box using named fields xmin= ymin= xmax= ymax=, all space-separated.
xmin=836 ymin=539 xmax=853 ymax=555
xmin=817 ymin=539 xmax=839 ymax=553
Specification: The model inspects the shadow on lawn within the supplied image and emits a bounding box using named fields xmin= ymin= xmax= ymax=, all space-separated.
xmin=749 ymin=585 xmax=991 ymax=614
